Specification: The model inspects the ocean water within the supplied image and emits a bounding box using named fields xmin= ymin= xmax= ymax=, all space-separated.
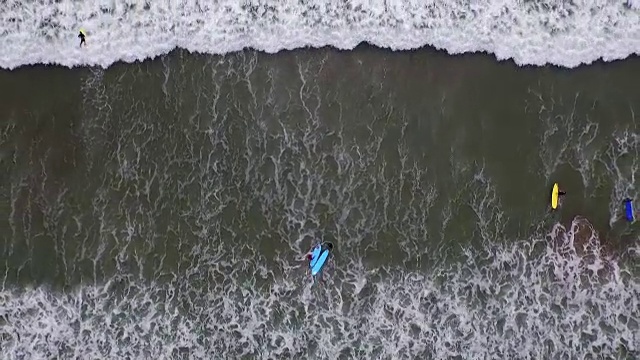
xmin=1 ymin=2 xmax=640 ymax=360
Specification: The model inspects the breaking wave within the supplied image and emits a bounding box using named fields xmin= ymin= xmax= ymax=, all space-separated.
xmin=1 ymin=219 xmax=639 ymax=359
xmin=0 ymin=0 xmax=639 ymax=69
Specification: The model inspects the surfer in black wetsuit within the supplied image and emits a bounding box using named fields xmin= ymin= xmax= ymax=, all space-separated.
xmin=78 ymin=31 xmax=86 ymax=47
xmin=558 ymin=191 xmax=566 ymax=196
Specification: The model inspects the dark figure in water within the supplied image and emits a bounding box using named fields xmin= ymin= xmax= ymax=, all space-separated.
xmin=558 ymin=191 xmax=566 ymax=196
xmin=78 ymin=31 xmax=86 ymax=47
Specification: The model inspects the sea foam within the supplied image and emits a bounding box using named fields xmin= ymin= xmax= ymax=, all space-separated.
xmin=1 ymin=228 xmax=638 ymax=359
xmin=0 ymin=0 xmax=639 ymax=69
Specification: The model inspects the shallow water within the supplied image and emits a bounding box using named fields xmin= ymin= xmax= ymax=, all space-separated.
xmin=0 ymin=47 xmax=639 ymax=359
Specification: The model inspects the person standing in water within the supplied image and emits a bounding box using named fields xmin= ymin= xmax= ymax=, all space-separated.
xmin=78 ymin=30 xmax=86 ymax=47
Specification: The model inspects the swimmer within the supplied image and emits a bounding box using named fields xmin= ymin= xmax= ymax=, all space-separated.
xmin=78 ymin=31 xmax=86 ymax=47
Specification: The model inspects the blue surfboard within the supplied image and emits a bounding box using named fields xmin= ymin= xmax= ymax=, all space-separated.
xmin=309 ymin=245 xmax=322 ymax=269
xmin=624 ymin=199 xmax=634 ymax=222
xmin=311 ymin=249 xmax=330 ymax=276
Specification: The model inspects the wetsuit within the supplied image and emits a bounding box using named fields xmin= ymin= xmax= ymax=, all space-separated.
xmin=78 ymin=32 xmax=86 ymax=47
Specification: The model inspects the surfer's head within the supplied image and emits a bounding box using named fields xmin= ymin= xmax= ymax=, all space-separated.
xmin=326 ymin=242 xmax=333 ymax=250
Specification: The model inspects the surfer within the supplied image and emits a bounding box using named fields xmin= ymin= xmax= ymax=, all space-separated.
xmin=558 ymin=191 xmax=566 ymax=196
xmin=78 ymin=31 xmax=86 ymax=47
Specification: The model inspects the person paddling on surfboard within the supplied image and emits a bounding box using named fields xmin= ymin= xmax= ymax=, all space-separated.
xmin=78 ymin=30 xmax=86 ymax=47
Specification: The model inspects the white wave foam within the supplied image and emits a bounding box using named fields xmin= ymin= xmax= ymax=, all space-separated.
xmin=1 ymin=0 xmax=639 ymax=69
xmin=1 ymin=224 xmax=639 ymax=359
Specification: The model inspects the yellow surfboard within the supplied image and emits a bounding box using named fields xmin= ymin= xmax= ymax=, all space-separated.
xmin=551 ymin=183 xmax=559 ymax=209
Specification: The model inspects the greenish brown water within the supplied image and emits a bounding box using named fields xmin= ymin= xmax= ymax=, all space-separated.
xmin=0 ymin=47 xmax=639 ymax=359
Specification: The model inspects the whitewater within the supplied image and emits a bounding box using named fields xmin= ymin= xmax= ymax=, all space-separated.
xmin=1 ymin=0 xmax=640 ymax=70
